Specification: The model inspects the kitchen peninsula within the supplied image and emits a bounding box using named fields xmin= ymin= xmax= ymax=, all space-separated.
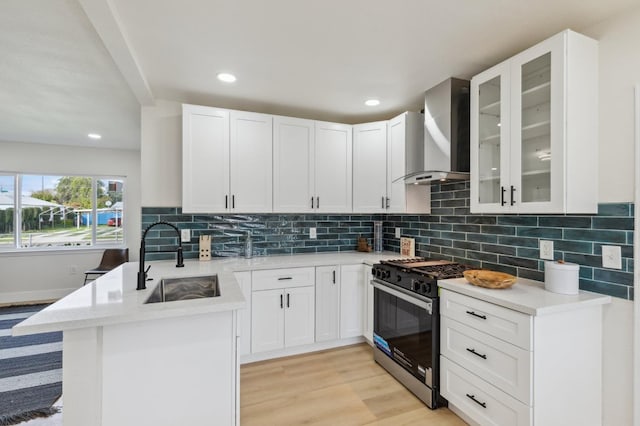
xmin=12 ymin=252 xmax=394 ymax=426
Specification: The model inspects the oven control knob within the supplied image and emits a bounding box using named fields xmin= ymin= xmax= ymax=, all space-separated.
xmin=423 ymin=283 xmax=431 ymax=294
xmin=412 ymin=281 xmax=420 ymax=292
xmin=384 ymin=270 xmax=391 ymax=279
xmin=396 ymin=274 xmax=402 ymax=282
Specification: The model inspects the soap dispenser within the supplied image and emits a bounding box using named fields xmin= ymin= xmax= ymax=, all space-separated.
xmin=244 ymin=231 xmax=253 ymax=259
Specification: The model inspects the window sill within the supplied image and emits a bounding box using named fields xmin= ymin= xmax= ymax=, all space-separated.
xmin=0 ymin=244 xmax=128 ymax=257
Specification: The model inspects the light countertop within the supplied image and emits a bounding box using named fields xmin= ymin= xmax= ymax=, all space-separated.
xmin=13 ymin=251 xmax=396 ymax=336
xmin=438 ymin=277 xmax=611 ymax=316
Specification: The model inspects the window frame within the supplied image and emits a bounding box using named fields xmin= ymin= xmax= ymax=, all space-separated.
xmin=0 ymin=172 xmax=127 ymax=253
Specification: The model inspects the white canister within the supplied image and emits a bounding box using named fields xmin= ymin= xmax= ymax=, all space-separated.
xmin=544 ymin=261 xmax=580 ymax=295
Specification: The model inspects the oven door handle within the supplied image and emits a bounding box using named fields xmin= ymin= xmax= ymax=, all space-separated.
xmin=372 ymin=281 xmax=432 ymax=314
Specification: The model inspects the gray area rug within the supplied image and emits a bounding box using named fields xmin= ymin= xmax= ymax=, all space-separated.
xmin=0 ymin=304 xmax=62 ymax=425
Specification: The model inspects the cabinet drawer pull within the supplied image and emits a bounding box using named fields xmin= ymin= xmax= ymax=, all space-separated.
xmin=332 ymin=270 xmax=336 ymax=284
xmin=500 ymin=186 xmax=506 ymax=206
xmin=278 ymin=277 xmax=293 ymax=281
xmin=466 ymin=393 xmax=487 ymax=408
xmin=225 ymin=195 xmax=228 ymax=209
xmin=466 ymin=348 xmax=487 ymax=359
xmin=317 ymin=196 xmax=319 ymax=209
xmin=280 ymin=294 xmax=283 ymax=309
xmin=232 ymin=194 xmax=235 ymax=209
xmin=385 ymin=197 xmax=390 ymax=208
xmin=510 ymin=185 xmax=516 ymax=206
xmin=466 ymin=310 xmax=487 ymax=320
xmin=381 ymin=196 xmax=385 ymax=209
xmin=311 ymin=197 xmax=314 ymax=209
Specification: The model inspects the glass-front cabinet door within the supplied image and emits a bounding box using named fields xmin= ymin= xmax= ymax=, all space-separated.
xmin=509 ymin=35 xmax=564 ymax=212
xmin=470 ymin=63 xmax=510 ymax=213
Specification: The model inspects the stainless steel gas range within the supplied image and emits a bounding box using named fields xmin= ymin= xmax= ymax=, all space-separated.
xmin=371 ymin=258 xmax=470 ymax=409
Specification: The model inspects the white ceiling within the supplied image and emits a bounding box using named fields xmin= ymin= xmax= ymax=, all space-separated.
xmin=1 ymin=0 xmax=638 ymax=151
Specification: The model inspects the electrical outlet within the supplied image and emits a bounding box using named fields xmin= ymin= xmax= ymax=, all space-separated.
xmin=539 ymin=240 xmax=554 ymax=260
xmin=309 ymin=227 xmax=317 ymax=239
xmin=602 ymin=245 xmax=622 ymax=269
xmin=395 ymin=227 xmax=401 ymax=238
xmin=181 ymin=229 xmax=191 ymax=242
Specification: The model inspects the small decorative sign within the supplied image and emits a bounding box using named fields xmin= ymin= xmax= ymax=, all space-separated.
xmin=400 ymin=237 xmax=415 ymax=257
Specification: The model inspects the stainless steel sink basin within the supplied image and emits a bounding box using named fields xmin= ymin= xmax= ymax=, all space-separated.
xmin=145 ymin=275 xmax=220 ymax=304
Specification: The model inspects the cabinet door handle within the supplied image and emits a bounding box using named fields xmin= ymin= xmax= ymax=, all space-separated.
xmin=466 ymin=394 xmax=487 ymax=408
xmin=466 ymin=348 xmax=487 ymax=359
xmin=500 ymin=186 xmax=506 ymax=206
xmin=280 ymin=294 xmax=283 ymax=309
xmin=286 ymin=293 xmax=290 ymax=308
xmin=332 ymin=270 xmax=336 ymax=284
xmin=225 ymin=195 xmax=228 ymax=209
xmin=278 ymin=277 xmax=293 ymax=281
xmin=466 ymin=310 xmax=487 ymax=320
xmin=385 ymin=197 xmax=390 ymax=208
xmin=311 ymin=197 xmax=314 ymax=209
xmin=317 ymin=196 xmax=319 ymax=209
xmin=232 ymin=194 xmax=235 ymax=209
xmin=510 ymin=185 xmax=516 ymax=206
xmin=381 ymin=196 xmax=385 ymax=209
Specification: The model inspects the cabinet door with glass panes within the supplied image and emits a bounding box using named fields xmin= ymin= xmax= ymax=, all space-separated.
xmin=470 ymin=62 xmax=511 ymax=213
xmin=471 ymin=29 xmax=598 ymax=214
xmin=509 ymin=35 xmax=564 ymax=213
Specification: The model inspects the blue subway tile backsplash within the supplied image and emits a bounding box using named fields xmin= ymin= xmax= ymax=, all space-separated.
xmin=142 ymin=180 xmax=634 ymax=300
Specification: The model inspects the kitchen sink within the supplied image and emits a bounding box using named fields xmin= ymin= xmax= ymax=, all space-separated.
xmin=145 ymin=275 xmax=220 ymax=304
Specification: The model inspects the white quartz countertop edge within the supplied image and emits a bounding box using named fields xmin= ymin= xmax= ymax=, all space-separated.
xmin=13 ymin=251 xmax=395 ymax=335
xmin=438 ymin=277 xmax=612 ymax=316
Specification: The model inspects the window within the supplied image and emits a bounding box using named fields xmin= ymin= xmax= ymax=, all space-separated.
xmin=0 ymin=174 xmax=125 ymax=250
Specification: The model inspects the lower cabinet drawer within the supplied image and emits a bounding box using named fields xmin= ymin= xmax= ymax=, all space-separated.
xmin=440 ymin=357 xmax=531 ymax=426
xmin=252 ymin=267 xmax=315 ymax=291
xmin=440 ymin=316 xmax=532 ymax=404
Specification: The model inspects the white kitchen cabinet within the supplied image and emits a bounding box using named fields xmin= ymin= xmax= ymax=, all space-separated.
xmin=353 ymin=114 xmax=429 ymax=214
xmin=251 ymin=268 xmax=315 ymax=354
xmin=273 ymin=118 xmax=352 ymax=212
xmin=439 ymin=287 xmax=606 ymax=426
xmin=315 ymin=265 xmax=340 ymax=342
xmin=314 ymin=121 xmax=352 ymax=212
xmin=182 ymin=105 xmax=273 ymax=213
xmin=470 ymin=29 xmax=598 ymax=214
xmin=364 ymin=267 xmax=374 ymax=344
xmin=353 ymin=121 xmax=388 ymax=212
xmin=339 ymin=264 xmax=365 ymax=338
xmin=230 ymin=111 xmax=273 ymax=212
xmin=234 ymin=271 xmax=252 ymax=357
xmin=387 ymin=112 xmax=430 ymax=213
xmin=182 ymin=104 xmax=230 ymax=213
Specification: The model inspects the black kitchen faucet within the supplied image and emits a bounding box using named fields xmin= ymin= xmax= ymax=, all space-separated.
xmin=137 ymin=221 xmax=184 ymax=290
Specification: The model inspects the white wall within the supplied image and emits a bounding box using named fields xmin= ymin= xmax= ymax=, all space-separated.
xmin=584 ymin=7 xmax=640 ymax=203
xmin=0 ymin=141 xmax=141 ymax=304
xmin=581 ymin=8 xmax=640 ymax=425
xmin=141 ymin=99 xmax=182 ymax=207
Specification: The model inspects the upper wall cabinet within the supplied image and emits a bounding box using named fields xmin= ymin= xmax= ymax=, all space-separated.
xmin=273 ymin=118 xmax=352 ymax=213
xmin=353 ymin=112 xmax=430 ymax=214
xmin=182 ymin=104 xmax=273 ymax=213
xmin=353 ymin=121 xmax=388 ymax=213
xmin=470 ymin=30 xmax=598 ymax=214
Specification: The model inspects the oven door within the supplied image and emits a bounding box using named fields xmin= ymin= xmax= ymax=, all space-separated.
xmin=372 ymin=279 xmax=437 ymax=388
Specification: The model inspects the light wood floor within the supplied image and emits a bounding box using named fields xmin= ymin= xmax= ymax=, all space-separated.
xmin=240 ymin=343 xmax=467 ymax=425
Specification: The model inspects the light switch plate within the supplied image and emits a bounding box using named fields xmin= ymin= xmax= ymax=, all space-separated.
xmin=181 ymin=229 xmax=190 ymax=242
xmin=395 ymin=228 xmax=401 ymax=238
xmin=539 ymin=240 xmax=554 ymax=260
xmin=310 ymin=228 xmax=317 ymax=239
xmin=602 ymin=245 xmax=622 ymax=269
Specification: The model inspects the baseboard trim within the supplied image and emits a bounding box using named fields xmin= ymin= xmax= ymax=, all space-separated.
xmin=240 ymin=336 xmax=365 ymax=364
xmin=0 ymin=288 xmax=76 ymax=305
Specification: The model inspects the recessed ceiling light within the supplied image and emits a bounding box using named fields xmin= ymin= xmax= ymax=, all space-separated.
xmin=365 ymin=99 xmax=380 ymax=107
xmin=88 ymin=133 xmax=101 ymax=140
xmin=217 ymin=73 xmax=237 ymax=83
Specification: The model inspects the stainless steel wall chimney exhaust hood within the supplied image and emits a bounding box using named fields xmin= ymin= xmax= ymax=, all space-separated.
xmin=398 ymin=78 xmax=470 ymax=184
